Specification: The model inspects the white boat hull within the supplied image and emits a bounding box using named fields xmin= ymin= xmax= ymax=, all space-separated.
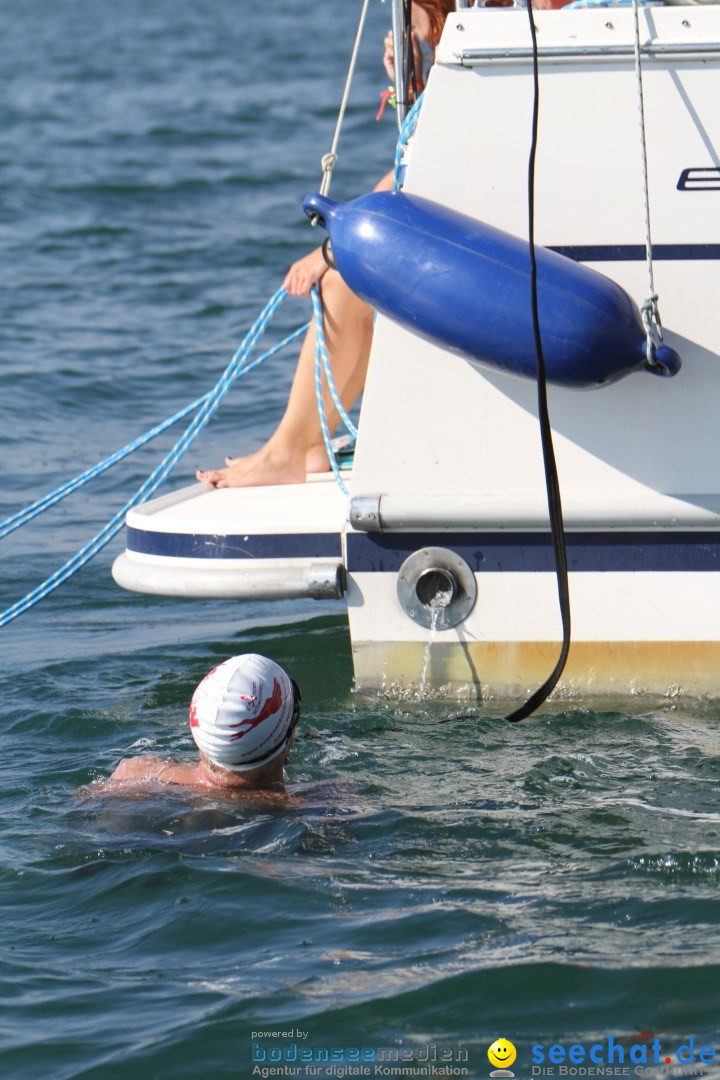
xmin=112 ymin=477 xmax=347 ymax=601
xmin=115 ymin=5 xmax=720 ymax=701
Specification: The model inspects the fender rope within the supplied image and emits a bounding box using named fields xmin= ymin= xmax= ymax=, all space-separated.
xmin=631 ymin=0 xmax=664 ymax=370
xmin=310 ymin=0 xmax=371 ymax=220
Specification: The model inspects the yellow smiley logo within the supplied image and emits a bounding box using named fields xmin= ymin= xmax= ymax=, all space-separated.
xmin=488 ymin=1039 xmax=517 ymax=1070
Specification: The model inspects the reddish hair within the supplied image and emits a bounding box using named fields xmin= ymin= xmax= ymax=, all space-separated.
xmin=415 ymin=0 xmax=456 ymax=47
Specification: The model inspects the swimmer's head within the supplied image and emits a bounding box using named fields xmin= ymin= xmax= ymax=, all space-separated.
xmin=189 ymin=654 xmax=300 ymax=778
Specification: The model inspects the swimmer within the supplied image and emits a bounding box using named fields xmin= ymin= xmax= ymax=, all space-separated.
xmin=104 ymin=654 xmax=300 ymax=794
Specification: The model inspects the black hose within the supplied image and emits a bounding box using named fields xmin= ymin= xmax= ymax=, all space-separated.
xmin=505 ymin=0 xmax=571 ymax=724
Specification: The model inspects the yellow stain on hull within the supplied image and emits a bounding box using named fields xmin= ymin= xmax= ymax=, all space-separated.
xmin=352 ymin=640 xmax=720 ymax=699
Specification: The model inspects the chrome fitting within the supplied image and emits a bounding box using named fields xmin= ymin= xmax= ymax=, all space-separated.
xmin=307 ymin=562 xmax=346 ymax=599
xmin=349 ymin=496 xmax=383 ymax=532
xmin=396 ymin=547 xmax=477 ymax=630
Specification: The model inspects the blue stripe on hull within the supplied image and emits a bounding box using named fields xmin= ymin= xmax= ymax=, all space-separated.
xmin=127 ymin=528 xmax=720 ymax=572
xmin=346 ymin=532 xmax=720 ymax=573
xmin=126 ymin=527 xmax=342 ymax=560
xmin=551 ymin=243 xmax=720 ymax=262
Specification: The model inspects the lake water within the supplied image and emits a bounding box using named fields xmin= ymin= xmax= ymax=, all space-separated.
xmin=2 ymin=2 xmax=720 ymax=1078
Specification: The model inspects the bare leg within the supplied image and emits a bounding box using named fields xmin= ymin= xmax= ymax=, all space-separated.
xmin=197 ymin=272 xmax=374 ymax=488
xmin=303 ymin=270 xmax=373 ymax=473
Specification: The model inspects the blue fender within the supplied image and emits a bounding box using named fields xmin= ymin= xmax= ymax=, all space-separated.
xmin=303 ymin=190 xmax=681 ymax=390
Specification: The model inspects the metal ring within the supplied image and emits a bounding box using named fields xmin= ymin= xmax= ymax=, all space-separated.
xmin=322 ymin=236 xmax=337 ymax=271
xmin=396 ymin=547 xmax=477 ymax=630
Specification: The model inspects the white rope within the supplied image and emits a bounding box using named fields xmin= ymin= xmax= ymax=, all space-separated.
xmin=316 ymin=0 xmax=372 ymax=202
xmin=631 ymin=0 xmax=663 ymax=367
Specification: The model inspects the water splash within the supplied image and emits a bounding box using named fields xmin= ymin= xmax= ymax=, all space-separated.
xmin=417 ymin=596 xmax=448 ymax=699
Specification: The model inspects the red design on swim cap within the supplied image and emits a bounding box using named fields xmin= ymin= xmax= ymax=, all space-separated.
xmin=189 ymin=663 xmax=223 ymax=728
xmin=255 ymin=678 xmax=283 ymax=724
xmin=229 ymin=678 xmax=283 ymax=740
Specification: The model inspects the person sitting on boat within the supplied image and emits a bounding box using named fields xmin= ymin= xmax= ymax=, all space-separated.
xmin=105 ymin=654 xmax=301 ymax=793
xmin=196 ymin=0 xmax=455 ymax=489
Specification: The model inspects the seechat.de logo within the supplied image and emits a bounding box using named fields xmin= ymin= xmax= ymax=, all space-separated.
xmin=489 ymin=1038 xmax=517 ymax=1078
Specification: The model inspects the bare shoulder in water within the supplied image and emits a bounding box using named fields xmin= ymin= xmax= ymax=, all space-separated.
xmin=86 ymin=756 xmax=299 ymax=804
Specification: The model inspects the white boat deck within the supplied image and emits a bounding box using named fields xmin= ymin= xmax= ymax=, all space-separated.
xmin=126 ymin=473 xmax=347 ymax=536
xmin=112 ymin=474 xmax=349 ymax=600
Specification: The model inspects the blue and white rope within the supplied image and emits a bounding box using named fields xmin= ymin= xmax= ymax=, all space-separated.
xmin=310 ymin=287 xmax=358 ymax=441
xmin=393 ymin=92 xmax=424 ymax=192
xmin=310 ymin=286 xmax=350 ymax=496
xmin=0 ymin=320 xmax=308 ymax=541
xmin=0 ymin=292 xmax=307 ymax=627
xmin=0 ymin=394 xmax=210 ymax=541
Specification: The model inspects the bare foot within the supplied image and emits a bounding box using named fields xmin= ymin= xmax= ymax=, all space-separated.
xmin=197 ymin=447 xmax=264 ymax=486
xmin=221 ymin=444 xmax=331 ymax=477
xmin=305 ymin=444 xmax=330 ymax=474
xmin=196 ymin=449 xmax=308 ymax=488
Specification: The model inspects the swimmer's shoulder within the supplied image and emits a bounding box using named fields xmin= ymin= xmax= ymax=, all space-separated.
xmin=111 ymin=755 xmax=199 ymax=784
xmin=86 ymin=755 xmax=202 ymax=794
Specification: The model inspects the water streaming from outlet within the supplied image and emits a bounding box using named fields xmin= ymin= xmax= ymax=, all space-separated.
xmin=417 ymin=583 xmax=454 ymax=698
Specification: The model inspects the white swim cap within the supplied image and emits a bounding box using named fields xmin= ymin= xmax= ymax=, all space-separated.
xmin=189 ymin=654 xmax=299 ymax=772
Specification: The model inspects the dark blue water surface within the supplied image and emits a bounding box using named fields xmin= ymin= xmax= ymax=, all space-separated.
xmin=3 ymin=2 xmax=720 ymax=1078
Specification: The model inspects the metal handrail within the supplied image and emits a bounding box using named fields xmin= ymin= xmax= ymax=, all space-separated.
xmin=458 ymin=41 xmax=720 ymax=63
xmin=391 ymin=0 xmax=410 ymax=128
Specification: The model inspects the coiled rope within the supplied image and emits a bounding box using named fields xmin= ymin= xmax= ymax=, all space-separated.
xmin=0 ymin=291 xmax=308 ymax=627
